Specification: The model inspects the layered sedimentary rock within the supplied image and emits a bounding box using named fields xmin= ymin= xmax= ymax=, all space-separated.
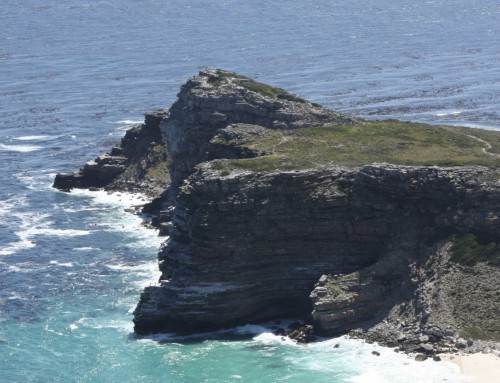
xmin=134 ymin=163 xmax=500 ymax=339
xmin=53 ymin=69 xmax=499 ymax=349
xmin=309 ymin=166 xmax=500 ymax=348
xmin=53 ymin=110 xmax=170 ymax=197
xmin=158 ymin=69 xmax=359 ymax=201
xmin=134 ymin=166 xmax=377 ymax=333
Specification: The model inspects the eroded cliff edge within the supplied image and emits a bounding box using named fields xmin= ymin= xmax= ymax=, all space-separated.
xmin=135 ymin=164 xmax=500 ymax=351
xmin=54 ymin=69 xmax=500 ymax=354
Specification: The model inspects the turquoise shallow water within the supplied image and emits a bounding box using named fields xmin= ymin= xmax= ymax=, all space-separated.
xmin=1 ymin=1 xmax=499 ymax=382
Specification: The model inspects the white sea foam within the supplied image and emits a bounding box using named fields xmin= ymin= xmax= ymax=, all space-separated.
xmin=15 ymin=171 xmax=56 ymax=191
xmin=436 ymin=110 xmax=463 ymax=117
xmin=0 ymin=196 xmax=27 ymax=217
xmin=67 ymin=189 xmax=164 ymax=291
xmin=1 ymin=261 xmax=37 ymax=273
xmin=0 ymin=210 xmax=90 ymax=256
xmin=116 ymin=119 xmax=143 ymax=125
xmin=73 ymin=246 xmax=99 ymax=251
xmin=253 ymin=332 xmax=297 ymax=346
xmin=0 ymin=143 xmax=43 ymax=152
xmin=276 ymin=337 xmax=470 ymax=383
xmin=106 ymin=262 xmax=143 ymax=271
xmin=68 ymin=316 xmax=92 ymax=332
xmin=203 ymin=331 xmax=473 ymax=382
xmin=12 ymin=135 xmax=55 ymax=141
xmin=0 ymin=203 xmax=12 ymax=217
xmin=6 ymin=264 xmax=22 ymax=273
xmin=69 ymin=189 xmax=163 ymax=250
xmin=0 ymin=210 xmax=40 ymax=255
xmin=87 ymin=318 xmax=134 ymax=333
xmin=139 ymin=332 xmax=179 ymax=343
xmin=27 ymin=227 xmax=92 ymax=237
xmin=59 ymin=206 xmax=101 ymax=213
xmin=106 ymin=261 xmax=158 ymax=273
xmin=44 ymin=325 xmax=65 ymax=337
xmin=7 ymin=291 xmax=25 ymax=300
xmin=49 ymin=260 xmax=74 ymax=267
xmin=0 ymin=238 xmax=35 ymax=256
xmin=70 ymin=188 xmax=150 ymax=208
xmin=134 ymin=326 xmax=469 ymax=382
xmin=447 ymin=121 xmax=500 ymax=131
xmin=109 ymin=119 xmax=144 ymax=136
xmin=233 ymin=324 xmax=273 ymax=336
xmin=108 ymin=261 xmax=161 ymax=290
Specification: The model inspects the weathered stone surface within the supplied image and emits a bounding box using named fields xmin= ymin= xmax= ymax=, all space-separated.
xmin=53 ymin=110 xmax=170 ymax=197
xmin=134 ymin=167 xmax=374 ymax=333
xmin=133 ymin=163 xmax=500 ymax=336
xmin=52 ymin=69 xmax=500 ymax=351
xmin=309 ymin=165 xmax=500 ymax=350
xmin=158 ymin=69 xmax=360 ymax=199
xmin=415 ymin=354 xmax=428 ymax=362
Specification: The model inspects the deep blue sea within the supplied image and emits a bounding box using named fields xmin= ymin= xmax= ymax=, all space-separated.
xmin=1 ymin=1 xmax=499 ymax=382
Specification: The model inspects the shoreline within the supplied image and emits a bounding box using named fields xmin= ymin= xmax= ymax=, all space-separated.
xmin=441 ymin=352 xmax=500 ymax=383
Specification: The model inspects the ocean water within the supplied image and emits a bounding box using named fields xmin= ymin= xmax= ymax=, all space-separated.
xmin=1 ymin=1 xmax=498 ymax=382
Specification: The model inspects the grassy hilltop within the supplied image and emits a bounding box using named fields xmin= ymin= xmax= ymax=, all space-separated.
xmin=211 ymin=120 xmax=500 ymax=172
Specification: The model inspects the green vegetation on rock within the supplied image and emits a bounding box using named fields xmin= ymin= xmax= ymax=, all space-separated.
xmin=210 ymin=120 xmax=500 ymax=172
xmin=450 ymin=233 xmax=500 ymax=266
xmin=147 ymin=161 xmax=169 ymax=181
xmin=322 ymin=273 xmax=359 ymax=301
xmin=207 ymin=69 xmax=307 ymax=103
xmin=144 ymin=144 xmax=170 ymax=182
xmin=461 ymin=323 xmax=500 ymax=342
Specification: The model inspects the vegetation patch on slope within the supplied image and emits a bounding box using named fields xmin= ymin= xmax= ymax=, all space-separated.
xmin=447 ymin=261 xmax=500 ymax=341
xmin=450 ymin=233 xmax=500 ymax=267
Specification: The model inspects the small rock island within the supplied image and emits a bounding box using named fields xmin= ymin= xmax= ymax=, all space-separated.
xmin=54 ymin=69 xmax=500 ymax=356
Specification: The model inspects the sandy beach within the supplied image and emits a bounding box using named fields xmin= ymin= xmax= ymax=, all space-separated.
xmin=441 ymin=353 xmax=500 ymax=383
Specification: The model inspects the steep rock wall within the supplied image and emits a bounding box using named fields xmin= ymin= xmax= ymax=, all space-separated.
xmin=134 ymin=166 xmax=382 ymax=333
xmin=133 ymin=164 xmax=500 ymax=335
xmin=53 ymin=110 xmax=170 ymax=197
xmin=159 ymin=69 xmax=359 ymax=199
xmin=51 ymin=69 xmax=500 ymax=348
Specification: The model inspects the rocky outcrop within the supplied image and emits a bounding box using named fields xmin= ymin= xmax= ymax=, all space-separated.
xmin=309 ymin=165 xmax=500 ymax=353
xmin=133 ymin=163 xmax=500 ymax=340
xmin=134 ymin=166 xmax=377 ymax=333
xmin=52 ymin=69 xmax=499 ymax=350
xmin=158 ymin=69 xmax=360 ymax=201
xmin=53 ymin=110 xmax=170 ymax=197
xmin=309 ymin=165 xmax=500 ymax=329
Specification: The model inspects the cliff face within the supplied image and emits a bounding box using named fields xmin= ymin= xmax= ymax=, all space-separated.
xmin=53 ymin=110 xmax=170 ymax=197
xmin=53 ymin=69 xmax=500 ymax=350
xmin=159 ymin=69 xmax=359 ymax=200
xmin=308 ymin=166 xmax=500 ymax=350
xmin=134 ymin=163 xmax=500 ymax=344
xmin=134 ymin=166 xmax=380 ymax=333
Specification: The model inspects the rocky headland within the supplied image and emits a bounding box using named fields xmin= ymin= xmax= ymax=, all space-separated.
xmin=53 ymin=109 xmax=170 ymax=198
xmin=54 ymin=69 xmax=500 ymax=358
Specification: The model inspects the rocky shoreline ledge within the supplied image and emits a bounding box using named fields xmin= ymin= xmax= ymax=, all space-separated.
xmin=54 ymin=69 xmax=500 ymax=359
